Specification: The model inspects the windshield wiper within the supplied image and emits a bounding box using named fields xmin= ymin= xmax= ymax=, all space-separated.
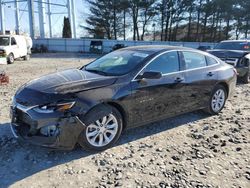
xmin=85 ymin=69 xmax=109 ymax=76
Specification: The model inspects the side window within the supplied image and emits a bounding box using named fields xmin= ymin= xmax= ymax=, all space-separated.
xmin=182 ymin=51 xmax=206 ymax=70
xmin=206 ymin=56 xmax=218 ymax=66
xmin=145 ymin=51 xmax=179 ymax=74
xmin=11 ymin=37 xmax=17 ymax=45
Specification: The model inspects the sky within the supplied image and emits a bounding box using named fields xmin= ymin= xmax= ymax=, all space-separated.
xmin=1 ymin=0 xmax=89 ymax=38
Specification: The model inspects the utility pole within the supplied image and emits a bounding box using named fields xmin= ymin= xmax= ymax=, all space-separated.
xmin=71 ymin=0 xmax=76 ymax=38
xmin=0 ymin=0 xmax=5 ymax=35
xmin=14 ymin=0 xmax=20 ymax=34
xmin=67 ymin=0 xmax=72 ymax=38
xmin=38 ymin=0 xmax=46 ymax=38
xmin=67 ymin=0 xmax=76 ymax=38
xmin=47 ymin=0 xmax=52 ymax=38
xmin=28 ymin=0 xmax=35 ymax=38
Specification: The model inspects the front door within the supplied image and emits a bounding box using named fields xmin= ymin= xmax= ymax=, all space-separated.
xmin=128 ymin=51 xmax=187 ymax=126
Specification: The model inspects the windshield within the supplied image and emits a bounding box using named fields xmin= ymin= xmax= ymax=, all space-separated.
xmin=214 ymin=42 xmax=250 ymax=51
xmin=84 ymin=50 xmax=151 ymax=76
xmin=0 ymin=37 xmax=10 ymax=46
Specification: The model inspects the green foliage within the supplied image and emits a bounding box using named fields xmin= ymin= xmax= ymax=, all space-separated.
xmin=82 ymin=0 xmax=250 ymax=41
xmin=62 ymin=17 xmax=72 ymax=38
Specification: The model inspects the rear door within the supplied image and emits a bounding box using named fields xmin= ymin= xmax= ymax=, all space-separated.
xmin=129 ymin=51 xmax=187 ymax=125
xmin=180 ymin=51 xmax=219 ymax=110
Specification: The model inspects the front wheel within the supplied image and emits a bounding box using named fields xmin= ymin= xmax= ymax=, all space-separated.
xmin=205 ymin=85 xmax=227 ymax=115
xmin=78 ymin=105 xmax=123 ymax=151
xmin=23 ymin=54 xmax=30 ymax=61
xmin=7 ymin=53 xmax=14 ymax=64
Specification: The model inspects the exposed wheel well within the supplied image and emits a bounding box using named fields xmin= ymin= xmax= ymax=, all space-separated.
xmin=105 ymin=102 xmax=127 ymax=131
xmin=216 ymin=82 xmax=229 ymax=98
xmin=8 ymin=53 xmax=14 ymax=58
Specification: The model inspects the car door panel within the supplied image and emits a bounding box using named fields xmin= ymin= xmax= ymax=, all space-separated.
xmin=129 ymin=73 xmax=186 ymax=126
xmin=180 ymin=51 xmax=219 ymax=110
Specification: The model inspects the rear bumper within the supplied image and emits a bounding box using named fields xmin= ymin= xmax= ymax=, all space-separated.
xmin=228 ymin=75 xmax=237 ymax=99
xmin=10 ymin=106 xmax=86 ymax=150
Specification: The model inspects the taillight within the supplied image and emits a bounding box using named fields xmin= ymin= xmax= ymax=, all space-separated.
xmin=233 ymin=68 xmax=238 ymax=75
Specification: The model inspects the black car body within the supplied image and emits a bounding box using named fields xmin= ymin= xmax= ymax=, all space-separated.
xmin=208 ymin=40 xmax=250 ymax=83
xmin=10 ymin=46 xmax=237 ymax=151
xmin=197 ymin=45 xmax=211 ymax=51
xmin=112 ymin=44 xmax=126 ymax=51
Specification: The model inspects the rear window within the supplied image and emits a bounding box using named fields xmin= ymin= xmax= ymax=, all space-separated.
xmin=182 ymin=51 xmax=207 ymax=70
xmin=206 ymin=56 xmax=218 ymax=66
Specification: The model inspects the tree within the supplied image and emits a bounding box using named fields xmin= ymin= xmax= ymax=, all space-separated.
xmin=81 ymin=0 xmax=250 ymax=41
xmin=139 ymin=0 xmax=157 ymax=40
xmin=62 ymin=17 xmax=72 ymax=38
xmin=120 ymin=0 xmax=130 ymax=40
xmin=128 ymin=0 xmax=141 ymax=40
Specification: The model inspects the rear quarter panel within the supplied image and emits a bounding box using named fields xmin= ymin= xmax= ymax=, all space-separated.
xmin=15 ymin=36 xmax=28 ymax=57
xmin=216 ymin=62 xmax=237 ymax=99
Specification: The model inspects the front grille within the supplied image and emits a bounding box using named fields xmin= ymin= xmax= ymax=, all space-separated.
xmin=12 ymin=107 xmax=38 ymax=136
xmin=220 ymin=58 xmax=238 ymax=67
xmin=16 ymin=109 xmax=35 ymax=125
xmin=15 ymin=98 xmax=30 ymax=107
xmin=0 ymin=50 xmax=6 ymax=57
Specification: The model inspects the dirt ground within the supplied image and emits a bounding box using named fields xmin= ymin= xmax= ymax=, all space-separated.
xmin=0 ymin=53 xmax=249 ymax=188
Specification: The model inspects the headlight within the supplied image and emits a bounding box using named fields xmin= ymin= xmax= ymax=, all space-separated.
xmin=33 ymin=101 xmax=75 ymax=113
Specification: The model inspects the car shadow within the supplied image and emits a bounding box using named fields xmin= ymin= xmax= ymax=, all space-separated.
xmin=0 ymin=110 xmax=209 ymax=187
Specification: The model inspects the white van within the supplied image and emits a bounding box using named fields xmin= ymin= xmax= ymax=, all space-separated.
xmin=0 ymin=35 xmax=32 ymax=64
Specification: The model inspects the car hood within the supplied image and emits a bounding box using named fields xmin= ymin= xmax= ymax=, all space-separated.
xmin=208 ymin=49 xmax=249 ymax=58
xmin=14 ymin=69 xmax=117 ymax=106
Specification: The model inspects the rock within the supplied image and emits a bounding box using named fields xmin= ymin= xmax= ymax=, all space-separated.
xmin=115 ymin=172 xmax=123 ymax=180
xmin=172 ymin=155 xmax=180 ymax=161
xmin=213 ymin=134 xmax=219 ymax=139
xmin=235 ymin=109 xmax=241 ymax=114
xmin=199 ymin=170 xmax=207 ymax=175
xmin=236 ymin=147 xmax=242 ymax=152
xmin=156 ymin=147 xmax=163 ymax=152
xmin=115 ymin=181 xmax=123 ymax=187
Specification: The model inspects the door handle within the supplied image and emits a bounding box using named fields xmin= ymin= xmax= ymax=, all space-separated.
xmin=207 ymin=72 xmax=214 ymax=77
xmin=175 ymin=77 xmax=184 ymax=83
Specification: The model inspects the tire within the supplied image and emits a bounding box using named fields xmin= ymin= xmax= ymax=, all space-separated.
xmin=78 ymin=104 xmax=123 ymax=151
xmin=205 ymin=85 xmax=227 ymax=115
xmin=241 ymin=72 xmax=249 ymax=84
xmin=7 ymin=53 xmax=14 ymax=64
xmin=23 ymin=54 xmax=30 ymax=61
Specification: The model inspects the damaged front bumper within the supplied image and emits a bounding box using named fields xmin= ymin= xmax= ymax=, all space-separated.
xmin=10 ymin=103 xmax=86 ymax=150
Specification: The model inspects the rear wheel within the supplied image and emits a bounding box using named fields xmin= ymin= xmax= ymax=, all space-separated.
xmin=23 ymin=54 xmax=30 ymax=61
xmin=78 ymin=105 xmax=123 ymax=151
xmin=205 ymin=85 xmax=227 ymax=115
xmin=241 ymin=71 xmax=249 ymax=84
xmin=7 ymin=53 xmax=14 ymax=64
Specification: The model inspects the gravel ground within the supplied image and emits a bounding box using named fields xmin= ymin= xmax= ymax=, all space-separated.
xmin=0 ymin=53 xmax=249 ymax=188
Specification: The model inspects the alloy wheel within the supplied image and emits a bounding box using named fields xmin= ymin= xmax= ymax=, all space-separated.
xmin=86 ymin=114 xmax=118 ymax=147
xmin=211 ymin=89 xmax=225 ymax=113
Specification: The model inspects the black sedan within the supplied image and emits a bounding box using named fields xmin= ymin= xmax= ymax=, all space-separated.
xmin=10 ymin=46 xmax=237 ymax=151
xmin=208 ymin=40 xmax=250 ymax=83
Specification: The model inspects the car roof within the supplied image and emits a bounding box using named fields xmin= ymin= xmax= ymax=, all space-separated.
xmin=121 ymin=45 xmax=194 ymax=53
xmin=220 ymin=40 xmax=250 ymax=43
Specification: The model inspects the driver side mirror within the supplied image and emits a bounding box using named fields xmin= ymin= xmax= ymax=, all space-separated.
xmin=136 ymin=71 xmax=162 ymax=80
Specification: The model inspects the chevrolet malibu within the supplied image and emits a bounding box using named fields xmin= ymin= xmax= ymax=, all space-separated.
xmin=10 ymin=46 xmax=237 ymax=151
